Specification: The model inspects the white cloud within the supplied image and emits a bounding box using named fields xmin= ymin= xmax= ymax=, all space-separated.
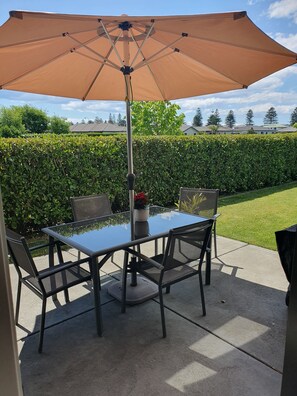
xmin=272 ymin=33 xmax=297 ymax=51
xmin=61 ymin=100 xmax=124 ymax=114
xmin=268 ymin=0 xmax=297 ymax=23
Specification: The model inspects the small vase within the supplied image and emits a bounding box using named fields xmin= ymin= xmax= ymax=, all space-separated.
xmin=134 ymin=207 xmax=149 ymax=222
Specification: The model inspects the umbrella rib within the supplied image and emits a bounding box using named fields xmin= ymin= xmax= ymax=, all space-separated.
xmin=67 ymin=33 xmax=120 ymax=70
xmin=129 ymin=30 xmax=166 ymax=100
xmin=99 ymin=20 xmax=125 ymax=68
xmin=147 ymin=34 xmax=247 ymax=86
xmin=0 ymin=49 xmax=81 ymax=89
xmin=132 ymin=35 xmax=184 ymax=70
xmin=74 ymin=52 xmax=118 ymax=70
xmin=0 ymin=32 xmax=119 ymax=89
xmin=0 ymin=25 xmax=118 ymax=49
xmin=154 ymin=27 xmax=296 ymax=59
xmin=130 ymin=21 xmax=155 ymax=68
xmin=83 ymin=33 xmax=122 ymax=100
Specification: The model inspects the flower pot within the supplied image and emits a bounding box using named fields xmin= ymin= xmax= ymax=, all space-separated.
xmin=135 ymin=221 xmax=149 ymax=238
xmin=134 ymin=207 xmax=149 ymax=222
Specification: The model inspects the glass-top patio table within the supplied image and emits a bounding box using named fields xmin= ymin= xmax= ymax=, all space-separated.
xmin=42 ymin=206 xmax=211 ymax=336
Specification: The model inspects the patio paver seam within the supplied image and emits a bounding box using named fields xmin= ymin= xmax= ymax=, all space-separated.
xmin=17 ymin=298 xmax=116 ymax=342
xmin=151 ymin=298 xmax=283 ymax=375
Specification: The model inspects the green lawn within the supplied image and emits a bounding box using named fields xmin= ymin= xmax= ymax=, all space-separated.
xmin=217 ymin=182 xmax=297 ymax=251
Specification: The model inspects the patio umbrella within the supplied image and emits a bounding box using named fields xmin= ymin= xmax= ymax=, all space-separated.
xmin=0 ymin=10 xmax=296 ymax=240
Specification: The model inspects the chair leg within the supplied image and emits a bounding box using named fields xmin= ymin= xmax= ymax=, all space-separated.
xmin=64 ymin=288 xmax=70 ymax=303
xmin=111 ymin=253 xmax=116 ymax=265
xmin=121 ymin=252 xmax=129 ymax=314
xmin=159 ymin=286 xmax=166 ymax=338
xmin=38 ymin=298 xmax=47 ymax=353
xmin=154 ymin=239 xmax=158 ymax=255
xmin=198 ymin=272 xmax=206 ymax=316
xmin=213 ymin=222 xmax=218 ymax=258
xmin=165 ymin=286 xmax=171 ymax=294
xmin=15 ymin=280 xmax=22 ymax=325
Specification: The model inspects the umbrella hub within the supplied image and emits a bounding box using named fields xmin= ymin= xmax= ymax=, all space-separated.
xmin=119 ymin=21 xmax=132 ymax=31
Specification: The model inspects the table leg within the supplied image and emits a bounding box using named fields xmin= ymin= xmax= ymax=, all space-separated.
xmin=205 ymin=235 xmax=212 ymax=285
xmin=91 ymin=256 xmax=102 ymax=336
xmin=48 ymin=236 xmax=58 ymax=302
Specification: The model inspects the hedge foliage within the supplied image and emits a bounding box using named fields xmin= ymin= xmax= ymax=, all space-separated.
xmin=1 ymin=133 xmax=297 ymax=233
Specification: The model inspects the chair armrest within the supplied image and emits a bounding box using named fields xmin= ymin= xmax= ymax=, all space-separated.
xmin=212 ymin=213 xmax=221 ymax=220
xmin=125 ymin=247 xmax=164 ymax=270
xmin=38 ymin=257 xmax=91 ymax=279
xmin=29 ymin=239 xmax=63 ymax=252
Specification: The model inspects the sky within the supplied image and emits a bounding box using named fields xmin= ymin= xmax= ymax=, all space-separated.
xmin=0 ymin=0 xmax=296 ymax=126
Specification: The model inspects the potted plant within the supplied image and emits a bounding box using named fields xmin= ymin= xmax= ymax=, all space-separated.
xmin=134 ymin=192 xmax=149 ymax=222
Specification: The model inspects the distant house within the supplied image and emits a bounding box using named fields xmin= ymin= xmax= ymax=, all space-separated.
xmin=181 ymin=124 xmax=199 ymax=135
xmin=233 ymin=125 xmax=296 ymax=134
xmin=276 ymin=126 xmax=297 ymax=133
xmin=70 ymin=123 xmax=126 ymax=134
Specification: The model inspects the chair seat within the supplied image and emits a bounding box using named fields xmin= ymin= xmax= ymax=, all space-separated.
xmin=23 ymin=264 xmax=91 ymax=296
xmin=136 ymin=254 xmax=198 ymax=285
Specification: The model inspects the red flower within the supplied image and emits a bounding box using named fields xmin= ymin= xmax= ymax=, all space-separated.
xmin=134 ymin=192 xmax=149 ymax=209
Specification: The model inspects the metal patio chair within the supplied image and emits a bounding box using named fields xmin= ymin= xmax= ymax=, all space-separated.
xmin=71 ymin=193 xmax=112 ymax=223
xmin=122 ymin=219 xmax=213 ymax=337
xmin=6 ymin=228 xmax=92 ymax=353
xmin=179 ymin=188 xmax=220 ymax=258
xmin=71 ymin=193 xmax=117 ymax=262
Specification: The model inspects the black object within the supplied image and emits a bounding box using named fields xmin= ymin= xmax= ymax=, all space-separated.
xmin=122 ymin=219 xmax=213 ymax=337
xmin=6 ymin=228 xmax=92 ymax=353
xmin=275 ymin=224 xmax=297 ymax=306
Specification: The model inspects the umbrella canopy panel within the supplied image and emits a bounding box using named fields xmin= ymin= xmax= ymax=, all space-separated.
xmin=0 ymin=10 xmax=296 ymax=101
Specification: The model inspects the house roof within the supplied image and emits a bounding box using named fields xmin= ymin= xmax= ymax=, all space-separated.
xmin=70 ymin=123 xmax=126 ymax=133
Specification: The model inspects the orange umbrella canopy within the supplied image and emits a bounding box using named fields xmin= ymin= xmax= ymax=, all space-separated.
xmin=0 ymin=10 xmax=296 ymax=101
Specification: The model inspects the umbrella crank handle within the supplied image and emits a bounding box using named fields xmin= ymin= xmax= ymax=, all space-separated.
xmin=127 ymin=173 xmax=135 ymax=191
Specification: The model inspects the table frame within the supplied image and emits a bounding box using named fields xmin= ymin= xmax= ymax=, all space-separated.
xmin=42 ymin=207 xmax=212 ymax=336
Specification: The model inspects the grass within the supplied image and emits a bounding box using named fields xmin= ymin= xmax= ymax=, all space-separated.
xmin=217 ymin=182 xmax=297 ymax=250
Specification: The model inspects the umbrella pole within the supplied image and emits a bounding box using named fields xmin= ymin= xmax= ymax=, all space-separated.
xmin=108 ymin=21 xmax=158 ymax=302
xmin=125 ymin=95 xmax=137 ymax=287
xmin=125 ymin=96 xmax=135 ymax=242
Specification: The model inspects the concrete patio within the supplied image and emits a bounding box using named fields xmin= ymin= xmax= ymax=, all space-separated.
xmin=10 ymin=235 xmax=289 ymax=396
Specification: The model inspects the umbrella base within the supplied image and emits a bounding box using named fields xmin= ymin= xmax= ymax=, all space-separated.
xmin=108 ymin=276 xmax=158 ymax=305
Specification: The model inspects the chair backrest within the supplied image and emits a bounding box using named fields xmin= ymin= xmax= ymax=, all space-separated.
xmin=179 ymin=188 xmax=219 ymax=218
xmin=163 ymin=219 xmax=213 ymax=272
xmin=6 ymin=228 xmax=38 ymax=278
xmin=71 ymin=194 xmax=112 ymax=222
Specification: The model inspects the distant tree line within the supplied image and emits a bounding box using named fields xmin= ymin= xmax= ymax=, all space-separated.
xmin=82 ymin=113 xmax=126 ymax=126
xmin=81 ymin=102 xmax=184 ymax=135
xmin=0 ymin=105 xmax=70 ymax=137
xmin=192 ymin=106 xmax=297 ymax=127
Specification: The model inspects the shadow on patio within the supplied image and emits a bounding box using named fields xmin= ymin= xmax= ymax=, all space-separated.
xmin=11 ymin=236 xmax=288 ymax=396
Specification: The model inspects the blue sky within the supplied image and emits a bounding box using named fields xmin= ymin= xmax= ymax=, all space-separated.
xmin=0 ymin=0 xmax=296 ymax=126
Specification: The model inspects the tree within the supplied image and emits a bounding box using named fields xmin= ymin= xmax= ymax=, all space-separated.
xmin=246 ymin=109 xmax=254 ymax=126
xmin=209 ymin=125 xmax=219 ymax=134
xmin=131 ymin=101 xmax=185 ymax=135
xmin=192 ymin=108 xmax=203 ymax=126
xmin=290 ymin=107 xmax=297 ymax=126
xmin=117 ymin=113 xmax=126 ymax=126
xmin=0 ymin=106 xmax=26 ymax=137
xmin=48 ymin=116 xmax=70 ymax=134
xmin=206 ymin=109 xmax=221 ymax=126
xmin=264 ymin=107 xmax=278 ymax=124
xmin=94 ymin=116 xmax=103 ymax=124
xmin=18 ymin=105 xmax=48 ymax=134
xmin=108 ymin=113 xmax=114 ymax=124
xmin=225 ymin=110 xmax=236 ymax=128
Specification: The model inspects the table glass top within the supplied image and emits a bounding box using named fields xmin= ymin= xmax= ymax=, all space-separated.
xmin=42 ymin=206 xmax=206 ymax=256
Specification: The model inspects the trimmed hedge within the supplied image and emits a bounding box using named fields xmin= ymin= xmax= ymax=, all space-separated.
xmin=1 ymin=133 xmax=297 ymax=233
